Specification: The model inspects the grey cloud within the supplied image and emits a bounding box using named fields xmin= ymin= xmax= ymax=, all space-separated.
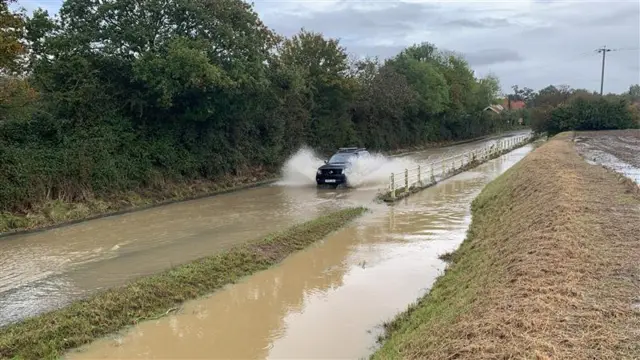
xmin=255 ymin=0 xmax=638 ymax=93
xmin=346 ymin=44 xmax=407 ymax=59
xmin=444 ymin=18 xmax=512 ymax=29
xmin=463 ymin=49 xmax=524 ymax=66
xmin=575 ymin=2 xmax=640 ymax=26
xmin=257 ymin=1 xmax=439 ymax=40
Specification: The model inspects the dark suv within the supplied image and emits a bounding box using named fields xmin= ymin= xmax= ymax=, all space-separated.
xmin=316 ymin=147 xmax=370 ymax=187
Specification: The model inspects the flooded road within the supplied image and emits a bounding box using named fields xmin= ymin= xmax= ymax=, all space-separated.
xmin=0 ymin=131 xmax=529 ymax=327
xmin=67 ymin=145 xmax=533 ymax=360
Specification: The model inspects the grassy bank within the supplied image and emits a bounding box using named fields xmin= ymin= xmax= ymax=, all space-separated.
xmin=0 ymin=207 xmax=366 ymax=360
xmin=373 ymin=134 xmax=640 ymax=359
xmin=0 ymin=172 xmax=277 ymax=237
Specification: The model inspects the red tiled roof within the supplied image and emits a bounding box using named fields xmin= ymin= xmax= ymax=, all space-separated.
xmin=501 ymin=99 xmax=526 ymax=110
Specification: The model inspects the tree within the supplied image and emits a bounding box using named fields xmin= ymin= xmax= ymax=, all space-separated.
xmin=0 ymin=0 xmax=25 ymax=72
xmin=475 ymin=74 xmax=501 ymax=107
xmin=627 ymin=84 xmax=640 ymax=102
xmin=534 ymin=85 xmax=573 ymax=108
xmin=277 ymin=29 xmax=356 ymax=150
xmin=350 ymin=63 xmax=415 ymax=149
xmin=386 ymin=44 xmax=449 ymax=115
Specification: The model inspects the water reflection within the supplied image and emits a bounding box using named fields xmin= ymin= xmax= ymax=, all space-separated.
xmin=68 ymin=145 xmax=533 ymax=360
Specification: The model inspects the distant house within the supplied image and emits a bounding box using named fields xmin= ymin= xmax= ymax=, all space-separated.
xmin=483 ymin=104 xmax=504 ymax=114
xmin=502 ymin=98 xmax=526 ymax=110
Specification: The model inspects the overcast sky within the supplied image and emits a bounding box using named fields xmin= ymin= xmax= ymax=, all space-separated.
xmin=19 ymin=0 xmax=640 ymax=95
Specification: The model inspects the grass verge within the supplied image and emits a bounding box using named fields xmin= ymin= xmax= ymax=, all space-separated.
xmin=0 ymin=207 xmax=366 ymax=360
xmin=373 ymin=134 xmax=640 ymax=359
xmin=0 ymin=174 xmax=277 ymax=237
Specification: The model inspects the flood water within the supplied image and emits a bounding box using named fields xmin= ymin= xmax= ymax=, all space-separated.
xmin=66 ymin=144 xmax=533 ymax=360
xmin=574 ymin=131 xmax=640 ymax=184
xmin=0 ymin=131 xmax=529 ymax=328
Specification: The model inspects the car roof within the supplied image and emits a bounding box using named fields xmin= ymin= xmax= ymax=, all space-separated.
xmin=336 ymin=147 xmax=368 ymax=154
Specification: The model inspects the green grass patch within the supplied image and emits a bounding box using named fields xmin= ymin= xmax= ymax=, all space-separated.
xmin=0 ymin=207 xmax=366 ymax=360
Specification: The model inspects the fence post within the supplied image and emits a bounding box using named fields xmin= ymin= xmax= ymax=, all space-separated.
xmin=390 ymin=173 xmax=396 ymax=200
xmin=404 ymin=169 xmax=409 ymax=193
xmin=417 ymin=165 xmax=422 ymax=186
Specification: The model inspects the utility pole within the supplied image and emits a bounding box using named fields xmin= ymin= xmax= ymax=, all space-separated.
xmin=596 ymin=46 xmax=612 ymax=95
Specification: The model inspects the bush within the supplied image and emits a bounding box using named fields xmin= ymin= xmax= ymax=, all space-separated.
xmin=544 ymin=97 xmax=638 ymax=136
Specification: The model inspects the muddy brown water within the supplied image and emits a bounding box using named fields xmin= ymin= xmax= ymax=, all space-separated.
xmin=65 ymin=145 xmax=534 ymax=360
xmin=0 ymin=131 xmax=529 ymax=328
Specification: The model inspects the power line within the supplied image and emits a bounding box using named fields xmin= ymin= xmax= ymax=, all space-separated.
xmin=609 ymin=47 xmax=640 ymax=52
xmin=595 ymin=45 xmax=639 ymax=95
xmin=595 ymin=46 xmax=612 ymax=95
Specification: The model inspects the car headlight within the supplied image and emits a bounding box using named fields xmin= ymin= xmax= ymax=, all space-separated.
xmin=317 ymin=169 xmax=322 ymax=175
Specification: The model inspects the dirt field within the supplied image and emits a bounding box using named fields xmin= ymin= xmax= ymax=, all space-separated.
xmin=373 ymin=133 xmax=640 ymax=359
xmin=574 ymin=129 xmax=640 ymax=184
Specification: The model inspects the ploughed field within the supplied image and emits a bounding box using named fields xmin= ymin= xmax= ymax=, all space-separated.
xmin=574 ymin=129 xmax=640 ymax=184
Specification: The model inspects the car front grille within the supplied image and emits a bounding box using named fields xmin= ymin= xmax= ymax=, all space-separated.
xmin=321 ymin=168 xmax=342 ymax=175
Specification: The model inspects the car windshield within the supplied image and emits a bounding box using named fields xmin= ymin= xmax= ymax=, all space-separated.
xmin=328 ymin=153 xmax=355 ymax=164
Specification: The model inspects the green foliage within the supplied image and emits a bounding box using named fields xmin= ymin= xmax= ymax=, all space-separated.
xmin=538 ymin=97 xmax=638 ymax=135
xmin=510 ymin=83 xmax=639 ymax=135
xmin=0 ymin=0 xmax=25 ymax=72
xmin=626 ymin=84 xmax=640 ymax=102
xmin=0 ymin=0 xmax=517 ymax=214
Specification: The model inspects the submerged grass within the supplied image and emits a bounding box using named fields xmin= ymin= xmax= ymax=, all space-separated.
xmin=0 ymin=207 xmax=366 ymax=360
xmin=0 ymin=175 xmax=277 ymax=237
xmin=373 ymin=134 xmax=640 ymax=359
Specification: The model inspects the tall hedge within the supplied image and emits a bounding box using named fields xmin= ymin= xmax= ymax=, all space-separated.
xmin=0 ymin=0 xmax=516 ymax=212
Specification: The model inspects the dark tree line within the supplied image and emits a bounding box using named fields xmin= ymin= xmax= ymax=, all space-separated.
xmin=0 ymin=0 xmax=515 ymax=212
xmin=514 ymin=84 xmax=640 ymax=135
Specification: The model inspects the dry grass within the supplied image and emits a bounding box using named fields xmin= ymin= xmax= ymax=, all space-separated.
xmin=0 ymin=207 xmax=366 ymax=360
xmin=373 ymin=134 xmax=640 ymax=359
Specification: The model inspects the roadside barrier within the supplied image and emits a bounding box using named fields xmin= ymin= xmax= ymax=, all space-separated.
xmin=380 ymin=134 xmax=534 ymax=202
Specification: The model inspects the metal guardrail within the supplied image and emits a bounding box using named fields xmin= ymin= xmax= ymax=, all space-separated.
xmin=384 ymin=134 xmax=533 ymax=200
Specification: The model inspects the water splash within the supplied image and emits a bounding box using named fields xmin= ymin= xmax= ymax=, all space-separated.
xmin=277 ymin=147 xmax=325 ymax=186
xmin=344 ymin=153 xmax=418 ymax=189
xmin=277 ymin=147 xmax=419 ymax=189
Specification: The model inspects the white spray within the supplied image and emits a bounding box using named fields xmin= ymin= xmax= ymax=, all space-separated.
xmin=277 ymin=147 xmax=325 ymax=186
xmin=344 ymin=153 xmax=418 ymax=189
xmin=278 ymin=147 xmax=419 ymax=189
